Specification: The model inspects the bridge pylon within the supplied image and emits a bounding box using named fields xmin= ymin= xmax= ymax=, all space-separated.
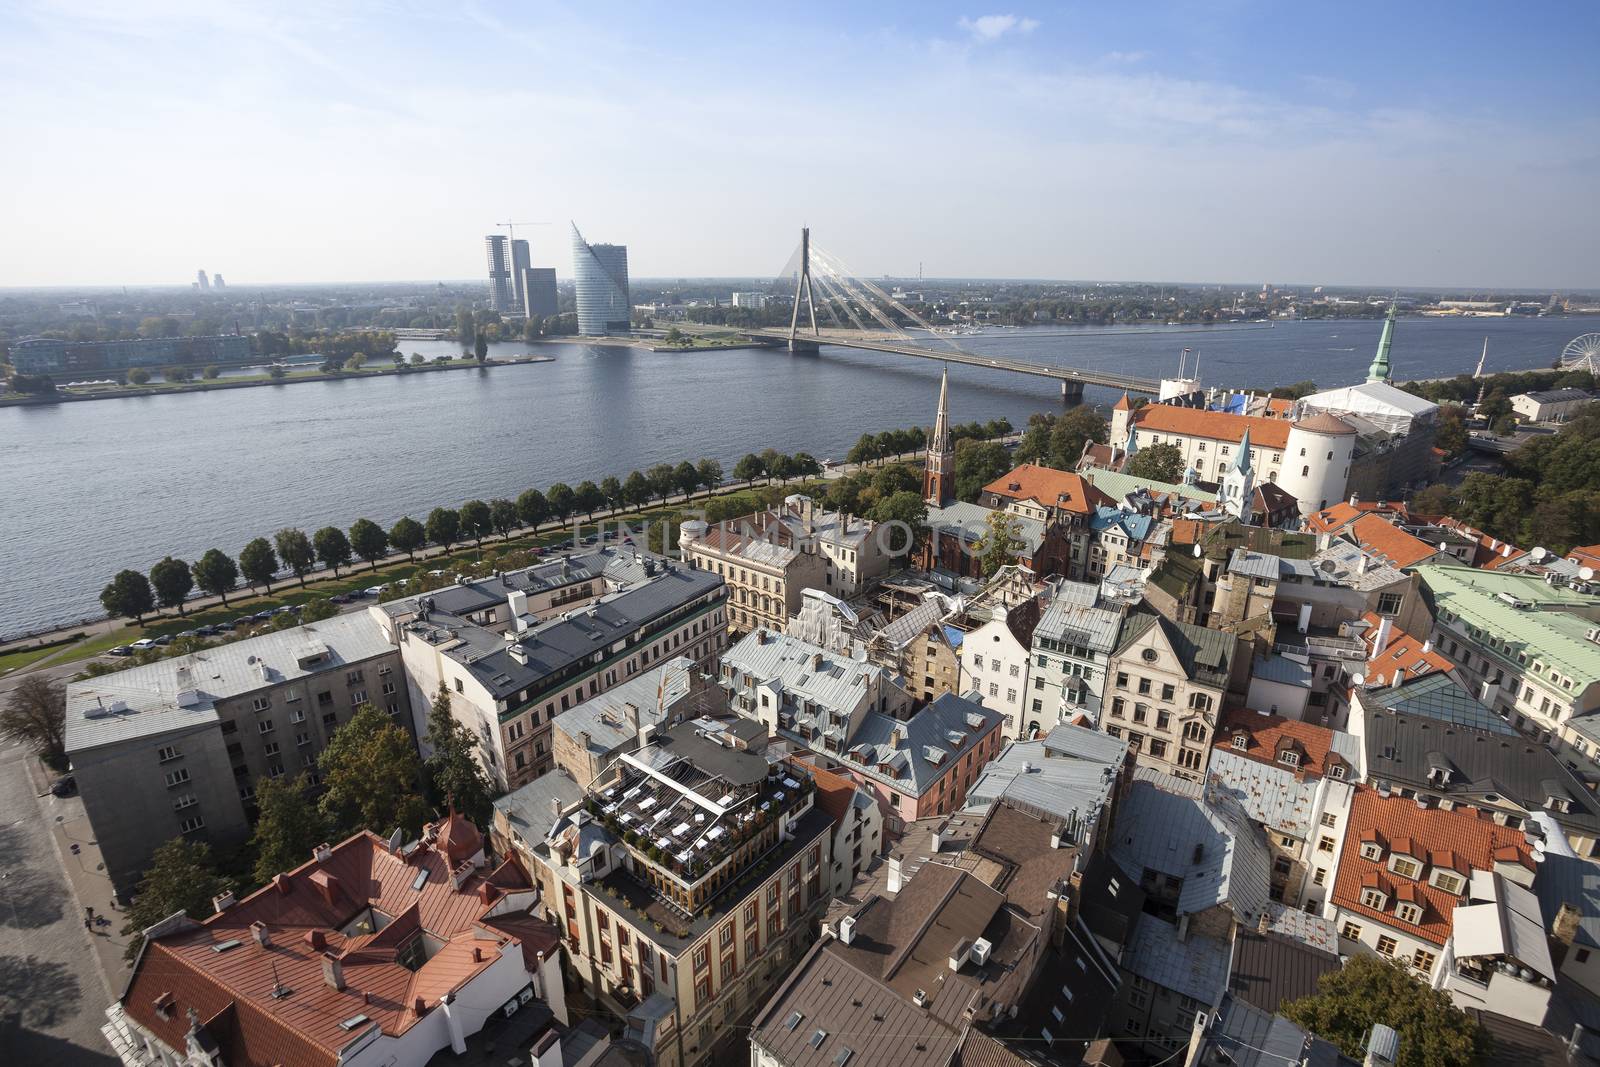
xmin=788 ymin=227 xmax=820 ymax=351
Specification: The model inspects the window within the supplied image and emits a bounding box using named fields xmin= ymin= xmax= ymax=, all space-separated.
xmin=172 ymin=793 xmax=197 ymax=810
xmin=1149 ymin=739 xmax=1167 ymax=758
xmin=258 ymin=719 xmax=274 ymax=734
xmin=1115 ymin=672 xmax=1128 ymax=689
xmin=346 ymin=670 xmax=364 ymax=685
xmin=1395 ymin=903 xmax=1422 ymax=925
xmin=1279 ymin=750 xmax=1300 ymax=767
xmin=1376 ymin=592 xmax=1403 ymax=617
xmin=1412 ymin=949 xmax=1436 ymax=973
xmin=157 ymin=745 xmax=180 ymax=763
xmin=1312 ymin=867 xmax=1326 ymax=886
xmin=1390 ymin=857 xmax=1421 ymax=879
xmin=693 ymin=944 xmax=708 ymax=971
xmin=263 ymin=741 xmax=280 ymax=756
xmin=1320 ymin=812 xmax=1337 ymax=828
xmin=290 ymin=708 xmax=306 ymax=724
xmin=179 ymin=816 xmax=206 ymax=834
xmin=350 ymin=690 xmax=367 ymax=705
xmin=252 ymin=696 xmax=270 ymax=712
xmin=1375 ymin=935 xmax=1398 ymax=957
xmin=1341 ymin=921 xmax=1363 ymax=941
xmin=1160 ymin=683 xmax=1175 ymax=701
xmin=1329 ymin=764 xmax=1347 ymax=780
xmin=1359 ymin=842 xmax=1383 ymax=861
xmin=165 ymin=768 xmax=191 ymax=787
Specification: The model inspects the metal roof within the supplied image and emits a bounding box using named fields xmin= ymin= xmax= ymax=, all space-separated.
xmin=964 ymin=724 xmax=1126 ymax=829
xmin=724 ymin=630 xmax=890 ymax=718
xmin=1034 ymin=596 xmax=1123 ymax=655
xmin=1113 ymin=613 xmax=1236 ymax=690
xmin=1122 ymin=915 xmax=1230 ymax=1003
xmin=1451 ymin=871 xmax=1555 ymax=981
xmin=1364 ymin=672 xmax=1518 ymax=734
xmin=792 ymin=693 xmax=1003 ymax=798
xmin=65 ymin=612 xmax=396 ymax=753
xmin=1534 ymin=852 xmax=1600 ymax=949
xmin=1227 ymin=927 xmax=1340 ymax=1012
xmin=1251 ymin=654 xmax=1314 ymax=689
xmin=924 ymin=500 xmax=1046 ymax=555
xmin=1416 ymin=564 xmax=1600 ymax=688
xmin=1229 ymin=549 xmax=1282 ymax=582
xmin=1202 ymin=995 xmax=1353 ymax=1067
xmin=552 ymin=656 xmax=699 ymax=754
xmin=494 ymin=767 xmax=587 ymax=843
xmin=1206 ymin=748 xmax=1319 ymax=839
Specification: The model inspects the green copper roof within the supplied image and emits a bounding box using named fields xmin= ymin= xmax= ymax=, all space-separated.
xmin=1085 ymin=466 xmax=1217 ymax=504
xmin=1415 ymin=564 xmax=1600 ymax=688
xmin=1367 ymin=305 xmax=1396 ymax=383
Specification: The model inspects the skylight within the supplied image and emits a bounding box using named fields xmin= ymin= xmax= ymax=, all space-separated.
xmin=338 ymin=1014 xmax=370 ymax=1031
xmin=810 ymin=1029 xmax=828 ymax=1049
xmin=834 ymin=1049 xmax=854 ymax=1067
xmin=211 ymin=939 xmax=242 ymax=953
xmin=784 ymin=1011 xmax=803 ymax=1031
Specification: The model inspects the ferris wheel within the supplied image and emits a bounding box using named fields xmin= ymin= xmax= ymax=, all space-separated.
xmin=1562 ymin=333 xmax=1600 ymax=374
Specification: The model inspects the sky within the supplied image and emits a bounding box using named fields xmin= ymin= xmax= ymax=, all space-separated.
xmin=2 ymin=1 xmax=1597 ymax=290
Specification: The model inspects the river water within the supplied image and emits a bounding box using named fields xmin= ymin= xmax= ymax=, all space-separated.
xmin=0 ymin=316 xmax=1588 ymax=634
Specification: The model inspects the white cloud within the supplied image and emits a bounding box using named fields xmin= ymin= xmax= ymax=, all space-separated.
xmin=957 ymin=14 xmax=1039 ymax=42
xmin=1101 ymin=50 xmax=1149 ymax=64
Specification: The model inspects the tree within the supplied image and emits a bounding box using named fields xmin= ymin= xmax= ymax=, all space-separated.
xmin=201 ymin=365 xmax=221 ymax=380
xmin=268 ymin=365 xmax=287 ymax=380
xmin=423 ymin=686 xmax=496 ymax=829
xmin=100 ymin=569 xmax=155 ymax=622
xmin=301 ymin=597 xmax=339 ymax=622
xmin=459 ymin=499 xmax=492 ymax=546
xmin=1126 ymin=441 xmax=1186 ymax=484
xmin=574 ymin=481 xmax=605 ymax=519
xmin=313 ymin=526 xmax=352 ymax=577
xmin=455 ymin=306 xmax=474 ymax=347
xmin=0 ymin=675 xmax=66 ymax=768
xmin=846 ymin=433 xmax=881 ymax=467
xmin=1410 ymin=484 xmax=1455 ymax=517
xmin=790 ymin=453 xmax=823 ymax=480
xmin=473 ymin=330 xmax=489 ymax=363
xmin=120 ymin=838 xmax=230 ymax=961
xmin=733 ymin=453 xmax=765 ymax=483
xmin=490 ymin=498 xmax=519 ymax=540
xmin=973 ymin=508 xmax=1028 ymax=578
xmin=953 ymin=440 xmax=1012 ymax=502
xmin=319 ymin=704 xmax=429 ymax=838
xmin=871 ymin=464 xmax=920 ymax=499
xmin=674 ymin=461 xmax=700 ymax=499
xmin=647 ymin=463 xmax=678 ymax=502
xmin=389 ymin=516 xmax=425 ymax=561
xmin=192 ymin=548 xmax=239 ymax=607
xmin=696 ymin=458 xmax=724 ymax=492
xmin=516 ymin=488 xmax=549 ymax=529
xmin=163 ymin=365 xmax=192 ymax=382
xmin=239 ymin=537 xmax=278 ymax=593
xmin=1048 ymin=406 xmax=1107 ymax=468
xmin=664 ymin=326 xmax=685 ymax=346
xmin=274 ymin=528 xmax=316 ymax=587
xmin=1434 ymin=406 xmax=1469 ymax=457
xmin=250 ymin=773 xmax=328 ymax=885
xmin=126 ymin=367 xmax=151 ymax=385
xmin=348 ymin=518 xmax=388 ymax=570
xmin=149 ymin=556 xmax=194 ymax=615
xmin=546 ymin=483 xmax=576 ymax=521
xmin=425 ymin=507 xmax=461 ymax=550
xmin=1282 ymin=954 xmax=1483 ymax=1067
xmin=870 ymin=491 xmax=928 ymax=546
xmin=623 ymin=471 xmax=653 ymax=508
xmin=600 ymin=476 xmax=623 ymax=512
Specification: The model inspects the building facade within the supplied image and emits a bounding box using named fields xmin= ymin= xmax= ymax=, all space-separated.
xmin=523 ymin=266 xmax=559 ymax=318
xmin=486 ymin=233 xmax=517 ymax=314
xmin=11 ymin=334 xmax=252 ymax=376
xmin=571 ymin=223 xmax=631 ymax=335
xmin=1102 ymin=613 xmax=1237 ymax=779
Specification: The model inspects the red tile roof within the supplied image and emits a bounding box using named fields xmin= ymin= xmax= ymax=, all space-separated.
xmin=1360 ymin=613 xmax=1452 ymax=685
xmin=981 ymin=463 xmax=1113 ymax=516
xmin=1132 ymin=405 xmax=1291 ymax=450
xmin=1567 ymin=545 xmax=1600 ymax=571
xmin=1436 ymin=517 xmax=1527 ymax=570
xmin=795 ymin=757 xmax=859 ymax=826
xmin=1305 ymin=502 xmax=1362 ymax=534
xmin=1349 ymin=514 xmax=1438 ymax=569
xmin=1331 ymin=791 xmax=1534 ymax=947
xmin=121 ymin=827 xmax=540 ymax=1067
xmin=1217 ymin=708 xmax=1352 ymax=779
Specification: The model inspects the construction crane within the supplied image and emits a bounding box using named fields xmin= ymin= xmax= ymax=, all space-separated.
xmin=497 ymin=220 xmax=550 ymax=242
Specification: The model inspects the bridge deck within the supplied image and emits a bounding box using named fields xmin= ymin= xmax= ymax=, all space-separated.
xmin=744 ymin=328 xmax=1160 ymax=394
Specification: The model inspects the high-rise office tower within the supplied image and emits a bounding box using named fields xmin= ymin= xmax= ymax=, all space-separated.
xmin=521 ymin=267 xmax=558 ymax=318
xmin=195 ymin=269 xmax=210 ymax=291
xmin=509 ymin=239 xmax=531 ymax=313
xmin=212 ymin=274 xmax=227 ymax=290
xmin=570 ymin=224 xmax=630 ymax=336
xmin=484 ymin=235 xmax=515 ymax=314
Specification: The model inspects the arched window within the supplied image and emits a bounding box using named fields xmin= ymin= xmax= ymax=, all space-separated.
xmin=1301 ymin=466 xmax=1309 ymax=477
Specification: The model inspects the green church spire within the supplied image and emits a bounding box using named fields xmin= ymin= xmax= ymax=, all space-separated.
xmin=1368 ymin=304 xmax=1396 ymax=383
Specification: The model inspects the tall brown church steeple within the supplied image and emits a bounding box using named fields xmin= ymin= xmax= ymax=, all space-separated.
xmin=924 ymin=365 xmax=955 ymax=506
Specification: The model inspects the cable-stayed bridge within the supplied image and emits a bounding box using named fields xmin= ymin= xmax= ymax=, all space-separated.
xmin=714 ymin=228 xmax=1162 ymax=400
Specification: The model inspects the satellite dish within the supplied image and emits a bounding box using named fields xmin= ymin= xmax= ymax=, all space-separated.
xmin=1530 ymin=547 xmax=1548 ymax=562
xmin=1351 ymin=673 xmax=1366 ymax=687
xmin=1193 ymin=544 xmax=1203 ymax=558
xmin=1582 ymin=567 xmax=1596 ymax=582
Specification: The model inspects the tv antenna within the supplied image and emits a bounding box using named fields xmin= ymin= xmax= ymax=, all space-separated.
xmin=497 ymin=220 xmax=551 ymax=242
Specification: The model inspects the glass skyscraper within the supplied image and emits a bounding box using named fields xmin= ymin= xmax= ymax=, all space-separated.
xmin=571 ymin=223 xmax=630 ymax=335
xmin=485 ymin=235 xmax=516 ymax=314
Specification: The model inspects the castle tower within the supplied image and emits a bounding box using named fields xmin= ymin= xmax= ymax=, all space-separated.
xmin=1367 ymin=305 xmax=1397 ymax=384
xmin=1109 ymin=392 xmax=1134 ymax=443
xmin=1282 ymin=412 xmax=1357 ymax=516
xmin=923 ymin=365 xmax=955 ymax=506
xmin=1221 ymin=428 xmax=1256 ymax=523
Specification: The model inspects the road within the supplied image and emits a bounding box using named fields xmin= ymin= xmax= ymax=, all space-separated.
xmin=0 ymin=723 xmax=118 ymax=1064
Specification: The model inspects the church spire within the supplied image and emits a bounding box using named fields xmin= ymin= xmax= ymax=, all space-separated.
xmin=1367 ymin=304 xmax=1397 ymax=383
xmin=923 ymin=364 xmax=955 ymax=505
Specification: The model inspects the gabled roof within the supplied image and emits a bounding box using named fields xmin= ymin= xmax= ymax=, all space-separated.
xmin=1228 ymin=927 xmax=1340 ymax=1012
xmin=1131 ymin=405 xmax=1291 ymax=450
xmin=1113 ymin=612 xmax=1235 ymax=690
xmin=1207 ymin=748 xmax=1320 ymax=839
xmin=1348 ymin=513 xmax=1438 ymax=569
xmin=981 ymin=463 xmax=1113 ymax=516
xmin=1218 ymin=708 xmax=1359 ymax=780
xmin=1360 ymin=613 xmax=1453 ymax=685
xmin=963 ymin=724 xmax=1126 ymax=829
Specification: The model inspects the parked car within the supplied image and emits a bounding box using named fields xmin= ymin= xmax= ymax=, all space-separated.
xmin=273 ymin=606 xmax=296 ymax=616
xmin=131 ymin=638 xmax=157 ymax=650
xmin=152 ymin=634 xmax=174 ymax=646
xmin=330 ymin=593 xmax=351 ymax=604
xmin=178 ymin=629 xmax=199 ymax=639
xmin=50 ymin=775 xmax=76 ymax=797
xmin=196 ymin=624 xmax=218 ymax=636
xmin=363 ymin=586 xmax=385 ymax=598
xmin=252 ymin=610 xmax=274 ymax=622
xmin=233 ymin=617 xmax=255 ymax=629
xmin=108 ymin=645 xmax=133 ymax=657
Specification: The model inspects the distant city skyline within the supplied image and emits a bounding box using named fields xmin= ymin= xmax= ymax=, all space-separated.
xmin=2 ymin=2 xmax=1597 ymax=289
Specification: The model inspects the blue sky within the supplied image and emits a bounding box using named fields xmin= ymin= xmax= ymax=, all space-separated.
xmin=2 ymin=1 xmax=1596 ymax=288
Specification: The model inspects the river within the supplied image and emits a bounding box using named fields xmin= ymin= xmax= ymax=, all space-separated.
xmin=0 ymin=315 xmax=1588 ymax=634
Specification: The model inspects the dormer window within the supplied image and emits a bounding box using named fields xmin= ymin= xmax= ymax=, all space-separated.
xmin=1232 ymin=732 xmax=1249 ymax=749
xmin=1278 ymin=750 xmax=1301 ymax=768
xmin=1359 ymin=841 xmax=1384 ymax=862
xmin=1430 ymin=870 xmax=1464 ymax=895
xmin=1389 ymin=855 xmax=1422 ymax=880
xmin=1395 ymin=902 xmax=1423 ymax=925
xmin=1360 ymin=888 xmax=1388 ymax=909
xmin=1328 ymin=764 xmax=1347 ymax=781
xmin=1547 ymin=795 xmax=1572 ymax=813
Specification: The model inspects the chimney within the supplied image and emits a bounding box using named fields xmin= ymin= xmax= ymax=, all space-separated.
xmin=550 ymin=795 xmax=564 ymax=822
xmin=312 ymin=842 xmax=333 ymax=864
xmin=1257 ymin=910 xmax=1270 ymax=933
xmin=839 ymin=915 xmax=857 ymax=945
xmin=250 ymin=921 xmax=270 ymax=947
xmin=414 ymin=996 xmax=427 ymax=1015
xmin=479 ymin=882 xmax=497 ymax=906
xmin=1373 ymin=616 xmax=1393 ymax=654
xmin=273 ymin=873 xmax=291 ymax=896
xmin=1555 ymin=902 xmax=1583 ymax=946
xmin=211 ymin=891 xmax=236 ymax=914
xmin=1421 ymin=639 xmax=1432 ymax=653
xmin=472 ymin=946 xmax=483 ymax=963
xmin=322 ymin=952 xmax=346 ymax=992
xmin=1392 ymin=668 xmax=1405 ymax=686
xmin=305 ymin=929 xmax=327 ymax=952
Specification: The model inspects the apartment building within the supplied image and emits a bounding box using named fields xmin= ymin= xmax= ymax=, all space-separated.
xmin=377 ymin=562 xmax=727 ymax=791
xmin=520 ymin=719 xmax=836 ymax=1067
xmin=1415 ymin=564 xmax=1600 ymax=752
xmin=680 ymin=498 xmax=893 ymax=635
xmin=103 ymin=818 xmax=566 ymax=1067
xmin=867 ymin=599 xmax=963 ymax=705
xmin=1029 ymin=582 xmax=1125 ymax=726
xmin=955 ymin=596 xmax=1043 ymax=739
xmin=64 ymin=612 xmax=414 ymax=894
xmin=1102 ymin=612 xmax=1239 ymax=780
xmin=978 ymin=463 xmax=1114 ymax=578
xmin=802 ymin=759 xmax=885 ymax=898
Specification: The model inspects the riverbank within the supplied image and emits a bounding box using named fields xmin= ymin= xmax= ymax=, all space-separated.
xmin=0 ymin=354 xmax=555 ymax=407
xmin=530 ymin=334 xmax=780 ymax=354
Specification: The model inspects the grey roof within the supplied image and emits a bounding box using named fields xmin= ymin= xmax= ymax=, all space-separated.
xmin=419 ymin=546 xmax=647 ymax=617
xmin=553 ymin=657 xmax=698 ymax=754
xmin=1111 ymin=767 xmax=1271 ymax=921
xmin=1122 ymin=915 xmax=1230 ymax=1003
xmin=1363 ymin=672 xmax=1518 ymax=735
xmin=874 ymin=598 xmax=947 ymax=651
xmin=1533 ymin=852 xmax=1600 ymax=949
xmin=494 ymin=767 xmax=587 ymax=844
xmin=1251 ymin=654 xmax=1314 ymax=689
xmin=65 ymin=612 xmax=395 ymax=753
xmin=963 ymin=724 xmax=1127 ymax=832
xmin=1307 ymin=539 xmax=1406 ymax=592
xmin=1520 ymin=388 xmax=1593 ymax=404
xmin=1229 ymin=549 xmax=1283 ymax=582
xmin=1114 ymin=612 xmax=1236 ymax=689
xmin=724 ymin=630 xmax=891 ymax=718
xmin=789 ymin=693 xmax=1004 ymax=798
xmin=1361 ymin=692 xmax=1600 ymax=836
xmin=925 ymin=500 xmax=1046 ymax=555
xmin=1207 ymin=748 xmax=1320 ymax=838
xmin=1228 ymin=929 xmax=1340 ymax=1012
xmin=1033 ymin=596 xmax=1123 ymax=655
xmin=410 ymin=565 xmax=723 ymax=701
xmin=1202 ymin=995 xmax=1352 ymax=1067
